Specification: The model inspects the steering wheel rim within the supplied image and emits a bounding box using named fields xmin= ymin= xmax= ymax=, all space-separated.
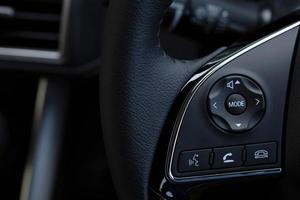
xmin=99 ymin=0 xmax=223 ymax=199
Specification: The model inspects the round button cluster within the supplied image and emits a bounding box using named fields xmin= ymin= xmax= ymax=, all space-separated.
xmin=208 ymin=75 xmax=265 ymax=133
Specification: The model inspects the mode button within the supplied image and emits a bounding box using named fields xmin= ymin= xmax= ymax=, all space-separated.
xmin=225 ymin=93 xmax=247 ymax=115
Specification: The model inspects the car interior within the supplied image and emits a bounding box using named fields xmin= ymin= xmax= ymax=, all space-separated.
xmin=1 ymin=0 xmax=300 ymax=200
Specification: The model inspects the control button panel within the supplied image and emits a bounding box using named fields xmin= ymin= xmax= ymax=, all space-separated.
xmin=177 ymin=143 xmax=277 ymax=173
xmin=178 ymin=149 xmax=211 ymax=172
xmin=245 ymin=142 xmax=277 ymax=166
xmin=208 ymin=75 xmax=265 ymax=132
xmin=213 ymin=146 xmax=244 ymax=169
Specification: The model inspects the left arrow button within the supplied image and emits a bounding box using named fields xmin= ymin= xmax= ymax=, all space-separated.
xmin=213 ymin=102 xmax=218 ymax=109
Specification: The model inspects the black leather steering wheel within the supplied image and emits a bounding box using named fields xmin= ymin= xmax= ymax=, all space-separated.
xmin=100 ymin=1 xmax=300 ymax=200
xmin=100 ymin=0 xmax=222 ymax=199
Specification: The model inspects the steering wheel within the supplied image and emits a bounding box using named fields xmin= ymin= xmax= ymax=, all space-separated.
xmin=100 ymin=0 xmax=300 ymax=200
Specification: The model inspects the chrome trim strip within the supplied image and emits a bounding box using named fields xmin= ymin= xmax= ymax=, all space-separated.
xmin=19 ymin=78 xmax=49 ymax=200
xmin=19 ymin=79 xmax=69 ymax=200
xmin=167 ymin=21 xmax=300 ymax=183
xmin=58 ymin=0 xmax=71 ymax=60
xmin=0 ymin=48 xmax=61 ymax=60
xmin=170 ymin=168 xmax=282 ymax=183
xmin=0 ymin=0 xmax=71 ymax=62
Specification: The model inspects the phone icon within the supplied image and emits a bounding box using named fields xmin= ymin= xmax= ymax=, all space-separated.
xmin=254 ymin=150 xmax=269 ymax=159
xmin=223 ymin=153 xmax=235 ymax=163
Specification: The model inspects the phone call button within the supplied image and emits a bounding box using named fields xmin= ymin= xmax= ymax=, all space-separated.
xmin=213 ymin=146 xmax=244 ymax=169
xmin=245 ymin=142 xmax=277 ymax=166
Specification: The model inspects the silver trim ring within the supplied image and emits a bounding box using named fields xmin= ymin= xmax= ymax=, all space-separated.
xmin=167 ymin=20 xmax=300 ymax=183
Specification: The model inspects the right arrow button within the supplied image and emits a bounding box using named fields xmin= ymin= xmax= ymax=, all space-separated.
xmin=253 ymin=95 xmax=265 ymax=111
xmin=255 ymin=98 xmax=260 ymax=106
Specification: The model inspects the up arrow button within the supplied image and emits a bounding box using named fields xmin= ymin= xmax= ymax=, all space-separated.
xmin=235 ymin=123 xmax=242 ymax=127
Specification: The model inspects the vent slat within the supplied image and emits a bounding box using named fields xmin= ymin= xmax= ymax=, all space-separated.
xmin=15 ymin=12 xmax=60 ymax=22
xmin=0 ymin=31 xmax=59 ymax=41
xmin=0 ymin=1 xmax=62 ymax=51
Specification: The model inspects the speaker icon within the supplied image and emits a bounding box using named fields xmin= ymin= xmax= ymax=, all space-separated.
xmin=227 ymin=80 xmax=234 ymax=89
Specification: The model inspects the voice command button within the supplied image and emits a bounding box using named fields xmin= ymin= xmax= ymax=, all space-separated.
xmin=178 ymin=149 xmax=211 ymax=172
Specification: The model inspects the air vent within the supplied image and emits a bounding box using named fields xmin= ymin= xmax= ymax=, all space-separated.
xmin=0 ymin=0 xmax=66 ymax=61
